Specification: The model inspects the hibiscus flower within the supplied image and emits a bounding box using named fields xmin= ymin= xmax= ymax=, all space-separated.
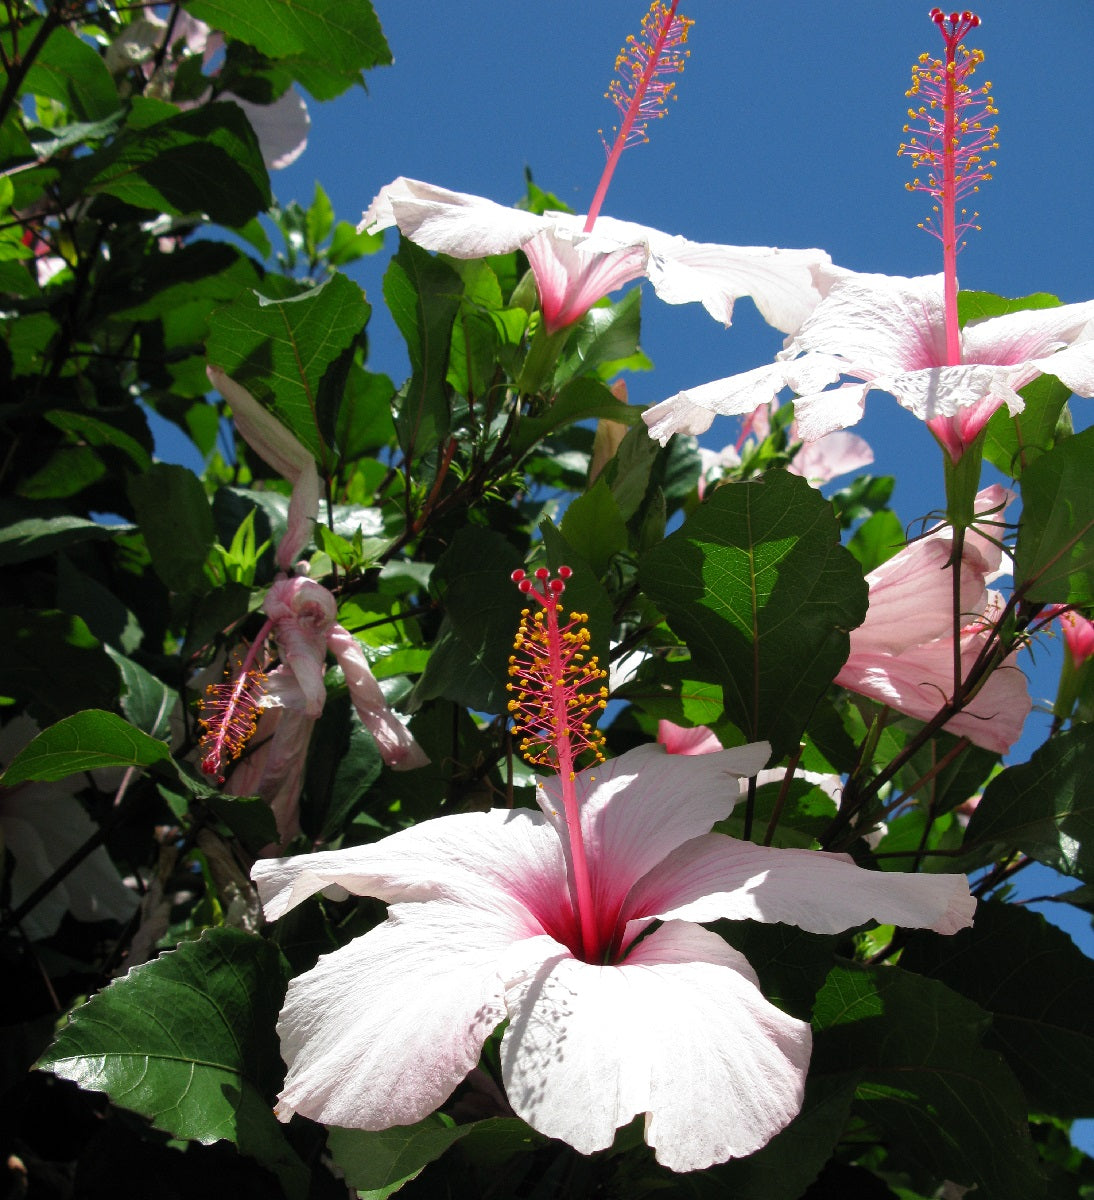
xmin=360 ymin=176 xmax=832 ymax=337
xmin=642 ymin=271 xmax=1094 ymax=448
xmin=835 ymin=486 xmax=1030 ymax=752
xmin=251 ymin=739 xmax=973 ymax=1171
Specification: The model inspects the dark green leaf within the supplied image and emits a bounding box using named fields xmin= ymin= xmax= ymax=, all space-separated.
xmin=206 ymin=792 xmax=281 ymax=855
xmin=74 ymin=101 xmax=271 ymax=226
xmin=184 ymin=0 xmax=391 ymax=95
xmin=511 ymin=376 xmax=642 ymax=459
xmin=813 ymin=963 xmax=1043 ymax=1200
xmin=1014 ymin=427 xmax=1094 ymax=604
xmin=903 ymin=901 xmax=1094 ymax=1117
xmin=328 ymin=1116 xmax=539 ymax=1199
xmin=16 ymin=23 xmax=119 ymax=121
xmin=37 ymin=928 xmax=308 ymax=1199
xmin=411 ymin=528 xmax=524 ymax=713
xmin=384 ymin=238 xmax=460 ymax=458
xmin=554 ymin=287 xmax=647 ymax=386
xmin=639 ymin=472 xmax=869 ymax=761
xmin=209 ymin=274 xmax=369 ymax=462
xmin=963 ymin=726 xmax=1094 ymax=880
xmin=0 ymin=506 xmax=126 ymax=566
xmin=0 ymin=609 xmax=118 ymax=721
xmin=0 ymin=709 xmax=170 ymax=785
xmin=128 ymin=463 xmax=215 ymax=594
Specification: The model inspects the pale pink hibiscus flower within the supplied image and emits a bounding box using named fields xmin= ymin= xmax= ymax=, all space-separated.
xmin=835 ymin=486 xmax=1030 ymax=752
xmin=252 ymin=741 xmax=972 ymax=1172
xmin=252 ymin=571 xmax=972 ymax=1171
xmin=1047 ymin=606 xmax=1094 ymax=671
xmin=643 ymin=270 xmax=1094 ymax=447
xmin=360 ymin=176 xmax=832 ymax=338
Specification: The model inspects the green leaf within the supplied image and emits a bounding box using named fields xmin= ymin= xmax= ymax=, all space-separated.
xmin=184 ymin=0 xmax=391 ymax=96
xmin=0 ymin=506 xmax=126 ymax=566
xmin=560 ymin=477 xmax=629 ymax=576
xmin=903 ymin=902 xmax=1094 ymax=1117
xmin=846 ymin=510 xmax=905 ymax=573
xmin=128 ymin=463 xmax=215 ymax=595
xmin=206 ymin=793 xmax=280 ymax=855
xmin=554 ymin=287 xmax=646 ymax=386
xmin=0 ymin=609 xmax=118 ymax=722
xmin=304 ymin=697 xmax=383 ymax=843
xmin=510 ymin=377 xmax=642 ymax=460
xmin=964 ymin=726 xmax=1094 ymax=881
xmin=638 ymin=472 xmax=869 ymax=761
xmin=106 ymin=649 xmax=177 ymax=740
xmin=37 ymin=928 xmax=308 ymax=1199
xmin=15 ymin=23 xmax=120 ymax=122
xmin=0 ymin=709 xmax=170 ymax=785
xmin=208 ymin=274 xmax=369 ymax=463
xmin=305 ymin=181 xmax=335 ymax=253
xmin=384 ymin=238 xmax=460 ymax=459
xmin=982 ymin=373 xmax=1073 ymax=479
xmin=73 ymin=101 xmax=271 ymax=226
xmin=812 ymin=963 xmax=1043 ymax=1200
xmin=1014 ymin=427 xmax=1094 ymax=604
xmin=328 ymin=1115 xmax=539 ymax=1200
xmin=411 ymin=528 xmax=524 ymax=713
xmin=958 ymin=290 xmax=1062 ymax=323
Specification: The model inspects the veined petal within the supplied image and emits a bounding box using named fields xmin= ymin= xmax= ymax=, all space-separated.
xmin=359 ymin=177 xmax=548 ymax=257
xmin=500 ymin=921 xmax=810 ymax=1170
xmin=207 ymin=367 xmax=315 ymax=485
xmin=1029 ymin=339 xmax=1094 ymax=398
xmin=231 ymin=87 xmax=310 ymax=171
xmin=961 ymin=298 xmax=1094 ymax=367
xmin=790 ymin=273 xmax=949 ymax=373
xmin=276 ymin=902 xmax=536 ymax=1128
xmin=252 ymin=806 xmax=568 ymax=925
xmin=789 ymin=429 xmax=874 ymax=486
xmin=628 ymin=834 xmax=975 ymax=935
xmin=537 ymin=743 xmax=770 ymax=925
xmin=881 ymin=363 xmax=1026 ymax=423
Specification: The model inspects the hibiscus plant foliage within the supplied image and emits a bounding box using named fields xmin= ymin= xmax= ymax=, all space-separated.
xmin=2 ymin=2 xmax=1094 ymax=1199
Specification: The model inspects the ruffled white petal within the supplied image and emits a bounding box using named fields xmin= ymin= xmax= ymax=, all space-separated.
xmin=359 ymin=177 xmax=547 ymax=256
xmin=500 ymin=921 xmax=811 ymax=1171
xmin=628 ymin=834 xmax=975 ymax=935
xmin=252 ymin=806 xmax=568 ymax=925
xmin=277 ymin=902 xmax=537 ymax=1127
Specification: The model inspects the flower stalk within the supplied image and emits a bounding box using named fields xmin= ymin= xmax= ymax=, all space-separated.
xmin=585 ymin=0 xmax=693 ymax=231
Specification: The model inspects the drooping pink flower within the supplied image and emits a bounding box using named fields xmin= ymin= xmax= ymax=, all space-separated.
xmin=252 ymin=572 xmax=973 ymax=1171
xmin=200 ymin=373 xmax=428 ymax=843
xmin=642 ymin=271 xmax=1094 ymax=447
xmin=835 ymin=486 xmax=1031 ymax=752
xmin=360 ymin=177 xmax=832 ymax=338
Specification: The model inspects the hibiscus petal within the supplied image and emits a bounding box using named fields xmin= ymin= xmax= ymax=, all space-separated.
xmin=629 ymin=833 xmax=975 ymax=934
xmin=276 ymin=902 xmax=531 ymax=1127
xmin=500 ymin=920 xmax=810 ymax=1171
xmin=359 ymin=177 xmax=548 ymax=257
xmin=522 ymin=228 xmax=647 ymax=333
xmin=961 ymin=298 xmax=1094 ymax=368
xmin=537 ymin=743 xmax=770 ymax=926
xmin=252 ymin=807 xmax=568 ymax=926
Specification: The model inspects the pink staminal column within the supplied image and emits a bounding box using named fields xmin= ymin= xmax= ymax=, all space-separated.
xmin=584 ymin=1 xmax=694 ymax=232
xmin=507 ymin=567 xmax=609 ymax=961
xmin=199 ymin=620 xmax=274 ymax=781
xmin=899 ymin=8 xmax=998 ymax=369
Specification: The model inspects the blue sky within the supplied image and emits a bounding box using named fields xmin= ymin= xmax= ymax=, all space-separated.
xmin=230 ymin=0 xmax=1093 ymax=1138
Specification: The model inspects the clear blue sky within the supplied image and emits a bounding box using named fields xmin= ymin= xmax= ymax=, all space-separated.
xmin=220 ymin=0 xmax=1094 ymax=1141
